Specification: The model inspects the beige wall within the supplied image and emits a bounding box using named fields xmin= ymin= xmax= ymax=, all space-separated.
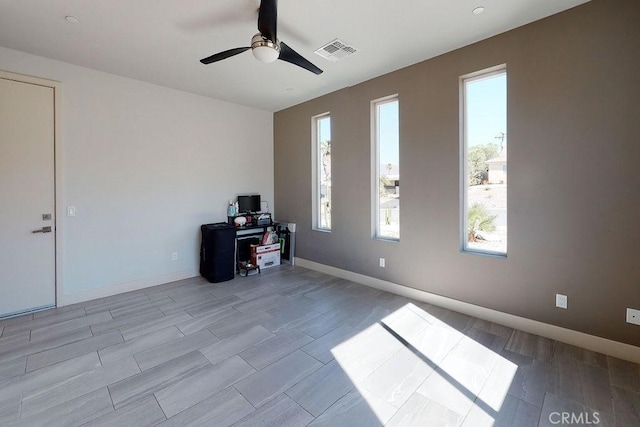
xmin=274 ymin=0 xmax=640 ymax=346
xmin=0 ymin=47 xmax=273 ymax=300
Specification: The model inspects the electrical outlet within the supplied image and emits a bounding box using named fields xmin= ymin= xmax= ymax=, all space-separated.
xmin=171 ymin=252 xmax=178 ymax=261
xmin=626 ymin=308 xmax=640 ymax=326
xmin=556 ymin=294 xmax=568 ymax=309
xmin=67 ymin=206 xmax=77 ymax=217
xmin=379 ymin=257 xmax=385 ymax=268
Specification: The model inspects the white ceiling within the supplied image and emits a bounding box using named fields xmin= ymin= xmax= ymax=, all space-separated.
xmin=0 ymin=0 xmax=589 ymax=112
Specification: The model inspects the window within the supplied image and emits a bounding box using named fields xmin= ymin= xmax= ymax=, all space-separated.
xmin=461 ymin=67 xmax=507 ymax=255
xmin=372 ymin=96 xmax=399 ymax=240
xmin=312 ymin=113 xmax=331 ymax=231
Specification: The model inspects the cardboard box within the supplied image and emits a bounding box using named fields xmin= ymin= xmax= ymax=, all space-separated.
xmin=251 ymin=243 xmax=281 ymax=255
xmin=250 ymin=243 xmax=281 ymax=269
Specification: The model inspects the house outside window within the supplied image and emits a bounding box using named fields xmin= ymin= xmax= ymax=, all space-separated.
xmin=461 ymin=67 xmax=507 ymax=255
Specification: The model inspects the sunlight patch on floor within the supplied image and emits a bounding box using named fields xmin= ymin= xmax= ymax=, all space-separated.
xmin=328 ymin=303 xmax=518 ymax=425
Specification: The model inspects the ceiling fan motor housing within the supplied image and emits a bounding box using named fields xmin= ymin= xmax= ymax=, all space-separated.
xmin=251 ymin=33 xmax=280 ymax=63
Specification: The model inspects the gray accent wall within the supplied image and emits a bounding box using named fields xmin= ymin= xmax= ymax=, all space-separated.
xmin=274 ymin=0 xmax=640 ymax=346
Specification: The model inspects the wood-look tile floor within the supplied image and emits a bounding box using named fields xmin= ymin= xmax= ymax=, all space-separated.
xmin=1 ymin=265 xmax=639 ymax=426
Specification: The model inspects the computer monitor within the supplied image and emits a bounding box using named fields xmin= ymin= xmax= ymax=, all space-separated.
xmin=237 ymin=195 xmax=261 ymax=213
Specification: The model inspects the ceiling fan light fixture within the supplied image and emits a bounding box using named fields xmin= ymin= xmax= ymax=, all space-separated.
xmin=251 ymin=34 xmax=280 ymax=63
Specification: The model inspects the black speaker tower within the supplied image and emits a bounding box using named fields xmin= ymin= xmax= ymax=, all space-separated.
xmin=200 ymin=223 xmax=236 ymax=283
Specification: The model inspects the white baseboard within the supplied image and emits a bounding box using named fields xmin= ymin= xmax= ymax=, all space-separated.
xmin=58 ymin=269 xmax=199 ymax=307
xmin=295 ymin=258 xmax=640 ymax=364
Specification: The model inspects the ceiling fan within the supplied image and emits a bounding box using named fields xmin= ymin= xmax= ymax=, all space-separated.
xmin=200 ymin=0 xmax=323 ymax=75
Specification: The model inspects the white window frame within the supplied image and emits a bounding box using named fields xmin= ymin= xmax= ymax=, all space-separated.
xmin=371 ymin=95 xmax=400 ymax=242
xmin=312 ymin=112 xmax=331 ymax=232
xmin=460 ymin=65 xmax=507 ymax=256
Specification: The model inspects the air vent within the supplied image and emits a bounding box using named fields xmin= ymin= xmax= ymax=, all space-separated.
xmin=314 ymin=39 xmax=358 ymax=62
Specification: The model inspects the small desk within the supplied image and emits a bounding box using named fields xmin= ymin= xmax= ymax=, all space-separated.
xmin=233 ymin=221 xmax=275 ymax=273
xmin=229 ymin=217 xmax=295 ymax=272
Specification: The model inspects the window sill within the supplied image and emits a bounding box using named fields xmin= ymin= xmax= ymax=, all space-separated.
xmin=461 ymin=248 xmax=507 ymax=259
xmin=312 ymin=228 xmax=331 ymax=233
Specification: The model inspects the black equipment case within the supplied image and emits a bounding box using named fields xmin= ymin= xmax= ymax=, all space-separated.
xmin=200 ymin=222 xmax=236 ymax=283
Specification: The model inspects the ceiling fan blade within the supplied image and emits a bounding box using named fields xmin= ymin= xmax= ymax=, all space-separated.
xmin=277 ymin=20 xmax=312 ymax=46
xmin=200 ymin=47 xmax=251 ymax=64
xmin=258 ymin=0 xmax=277 ymax=43
xmin=278 ymin=42 xmax=323 ymax=75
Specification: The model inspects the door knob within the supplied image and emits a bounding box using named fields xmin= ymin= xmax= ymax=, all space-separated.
xmin=32 ymin=226 xmax=52 ymax=233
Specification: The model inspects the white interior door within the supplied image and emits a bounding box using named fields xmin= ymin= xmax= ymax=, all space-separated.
xmin=0 ymin=76 xmax=56 ymax=317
